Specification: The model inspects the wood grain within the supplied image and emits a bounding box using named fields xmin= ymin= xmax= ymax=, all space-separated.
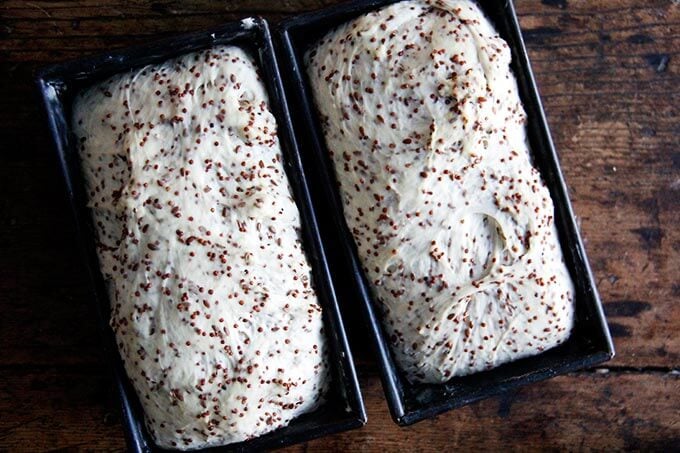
xmin=288 ymin=371 xmax=680 ymax=452
xmin=0 ymin=366 xmax=127 ymax=451
xmin=0 ymin=0 xmax=678 ymax=450
xmin=0 ymin=368 xmax=677 ymax=451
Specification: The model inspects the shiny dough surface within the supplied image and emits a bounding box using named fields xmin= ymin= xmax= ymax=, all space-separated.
xmin=306 ymin=0 xmax=574 ymax=383
xmin=74 ymin=46 xmax=328 ymax=449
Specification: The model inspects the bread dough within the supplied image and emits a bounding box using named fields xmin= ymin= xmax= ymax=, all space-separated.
xmin=306 ymin=0 xmax=574 ymax=383
xmin=74 ymin=46 xmax=328 ymax=449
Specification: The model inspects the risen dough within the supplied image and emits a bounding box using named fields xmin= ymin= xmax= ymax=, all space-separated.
xmin=306 ymin=0 xmax=574 ymax=383
xmin=74 ymin=46 xmax=328 ymax=449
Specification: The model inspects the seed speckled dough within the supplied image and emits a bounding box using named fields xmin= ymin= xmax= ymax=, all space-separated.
xmin=306 ymin=0 xmax=574 ymax=383
xmin=74 ymin=46 xmax=328 ymax=449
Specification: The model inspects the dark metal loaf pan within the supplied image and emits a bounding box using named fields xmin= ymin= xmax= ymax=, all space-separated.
xmin=36 ymin=17 xmax=366 ymax=452
xmin=276 ymin=0 xmax=615 ymax=426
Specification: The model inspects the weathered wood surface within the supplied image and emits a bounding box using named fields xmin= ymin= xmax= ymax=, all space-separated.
xmin=1 ymin=368 xmax=677 ymax=451
xmin=0 ymin=0 xmax=678 ymax=450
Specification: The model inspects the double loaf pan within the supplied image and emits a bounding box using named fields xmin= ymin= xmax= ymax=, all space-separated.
xmin=277 ymin=0 xmax=615 ymax=426
xmin=36 ymin=0 xmax=615 ymax=450
xmin=37 ymin=18 xmax=366 ymax=452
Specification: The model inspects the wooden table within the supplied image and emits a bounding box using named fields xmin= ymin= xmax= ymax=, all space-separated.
xmin=1 ymin=0 xmax=678 ymax=450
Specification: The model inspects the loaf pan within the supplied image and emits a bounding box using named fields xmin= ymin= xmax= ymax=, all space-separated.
xmin=36 ymin=17 xmax=366 ymax=451
xmin=276 ymin=0 xmax=615 ymax=426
